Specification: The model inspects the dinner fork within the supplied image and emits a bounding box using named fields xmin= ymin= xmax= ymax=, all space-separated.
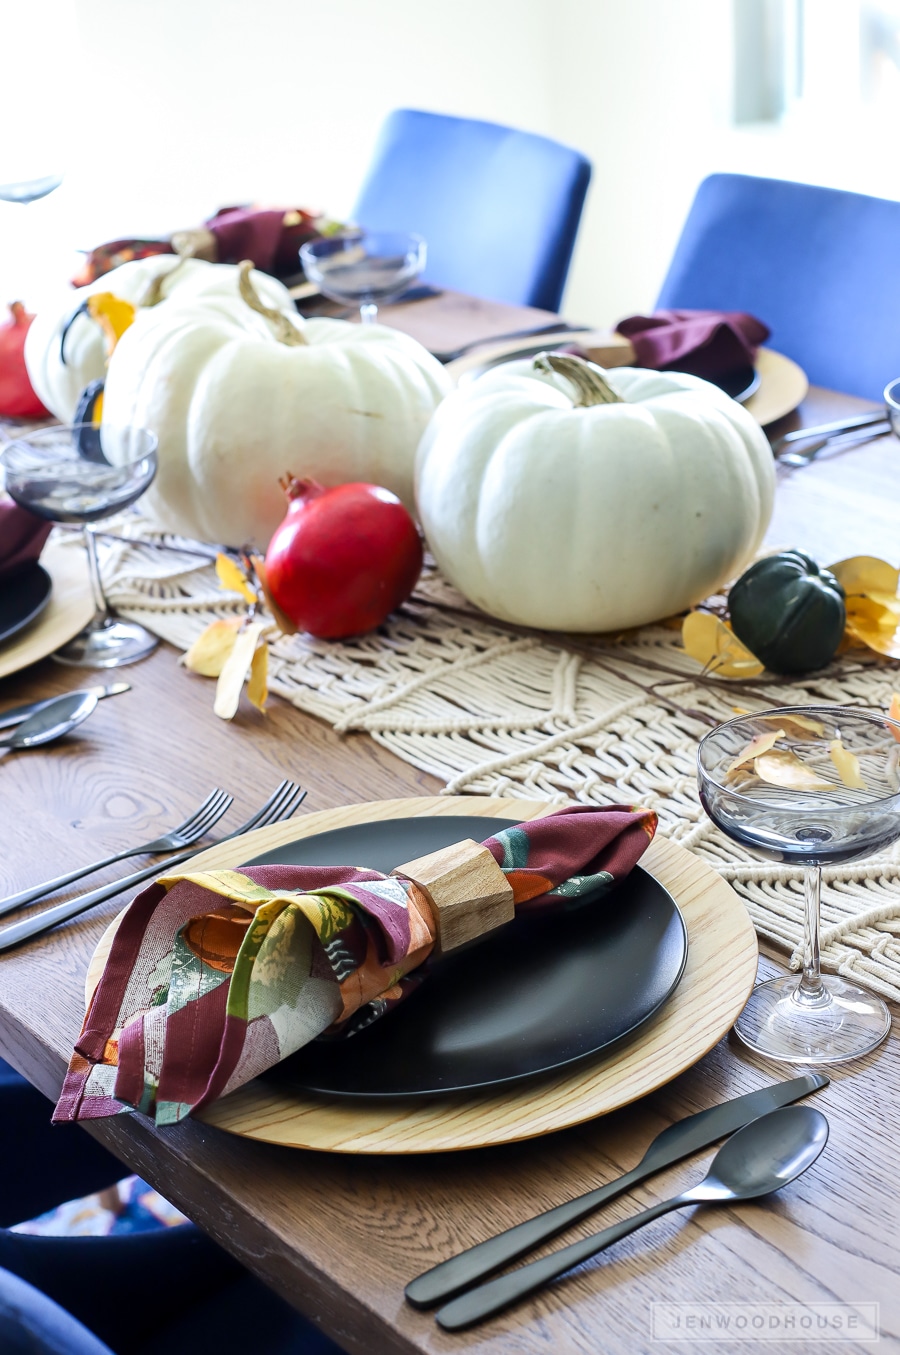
xmin=0 ymin=780 xmax=307 ymax=952
xmin=0 ymin=788 xmax=234 ymax=918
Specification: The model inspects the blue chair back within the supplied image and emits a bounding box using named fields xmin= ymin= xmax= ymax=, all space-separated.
xmin=352 ymin=108 xmax=591 ymax=312
xmin=657 ymin=173 xmax=900 ymax=401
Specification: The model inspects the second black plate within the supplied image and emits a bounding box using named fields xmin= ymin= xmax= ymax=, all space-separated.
xmin=250 ymin=816 xmax=687 ymax=1099
xmin=0 ymin=563 xmax=52 ymax=646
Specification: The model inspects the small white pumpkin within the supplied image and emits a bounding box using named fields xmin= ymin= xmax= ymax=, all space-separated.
xmin=415 ymin=354 xmax=776 ymax=631
xmin=100 ymin=265 xmax=451 ymax=546
xmin=24 ymin=256 xmax=297 ymax=421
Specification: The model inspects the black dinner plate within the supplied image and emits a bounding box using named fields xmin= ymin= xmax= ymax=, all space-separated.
xmin=0 ymin=563 xmax=52 ymax=646
xmin=250 ymin=816 xmax=687 ymax=1099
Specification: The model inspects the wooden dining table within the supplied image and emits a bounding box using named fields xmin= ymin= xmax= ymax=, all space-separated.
xmin=1 ymin=290 xmax=899 ymax=1355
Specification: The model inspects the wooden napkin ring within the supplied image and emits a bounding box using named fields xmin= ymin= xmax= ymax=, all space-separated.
xmin=392 ymin=839 xmax=514 ymax=954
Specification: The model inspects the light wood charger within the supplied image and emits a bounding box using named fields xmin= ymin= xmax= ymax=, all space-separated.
xmin=86 ymin=795 xmax=758 ymax=1154
xmin=0 ymin=535 xmax=94 ymax=680
xmin=447 ymin=331 xmax=808 ymax=429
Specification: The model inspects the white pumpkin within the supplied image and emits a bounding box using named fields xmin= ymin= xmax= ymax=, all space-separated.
xmin=24 ymin=256 xmax=297 ymax=421
xmin=415 ymin=354 xmax=776 ymax=631
xmin=100 ymin=267 xmax=452 ymax=546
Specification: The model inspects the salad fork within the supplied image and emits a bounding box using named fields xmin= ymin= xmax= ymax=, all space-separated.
xmin=0 ymin=788 xmax=233 ymax=918
xmin=0 ymin=780 xmax=307 ymax=952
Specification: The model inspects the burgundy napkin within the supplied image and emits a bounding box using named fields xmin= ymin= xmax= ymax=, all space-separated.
xmin=203 ymin=206 xmax=327 ymax=278
xmin=0 ymin=500 xmax=52 ymax=581
xmin=615 ymin=309 xmax=770 ymax=380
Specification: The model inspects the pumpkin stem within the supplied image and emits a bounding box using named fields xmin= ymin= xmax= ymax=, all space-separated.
xmin=238 ymin=261 xmax=308 ymax=346
xmin=139 ymin=254 xmax=190 ymax=308
xmin=534 ymin=353 xmax=624 ymax=407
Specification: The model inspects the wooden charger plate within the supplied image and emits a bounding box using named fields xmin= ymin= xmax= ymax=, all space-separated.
xmin=447 ymin=332 xmax=808 ymax=429
xmin=86 ymin=796 xmax=758 ymax=1154
xmin=0 ymin=535 xmax=94 ymax=680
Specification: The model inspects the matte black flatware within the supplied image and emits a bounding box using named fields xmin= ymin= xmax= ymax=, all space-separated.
xmin=0 ymin=787 xmax=233 ymax=916
xmin=0 ymin=682 xmax=130 ymax=731
xmin=405 ymin=1073 xmax=827 ymax=1309
xmin=0 ymin=690 xmax=99 ymax=751
xmin=436 ymin=1105 xmax=829 ymax=1331
xmin=0 ymin=780 xmax=307 ymax=952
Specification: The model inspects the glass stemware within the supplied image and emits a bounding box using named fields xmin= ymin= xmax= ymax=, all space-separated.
xmin=697 ymin=705 xmax=896 ymax=1064
xmin=1 ymin=424 xmax=159 ymax=667
xmin=299 ymin=230 xmax=426 ymax=323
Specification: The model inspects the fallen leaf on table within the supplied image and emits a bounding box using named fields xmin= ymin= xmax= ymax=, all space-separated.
xmin=214 ymin=621 xmax=268 ymax=720
xmin=754 ymin=749 xmax=839 ymax=791
xmin=728 ymin=729 xmax=785 ymax=772
xmin=216 ymin=552 xmax=258 ymax=605
xmin=758 ymin=713 xmax=826 ymax=738
xmin=829 ymin=738 xmax=866 ymax=790
xmin=844 ymin=596 xmax=900 ymax=658
xmin=827 ymin=556 xmax=900 ymax=657
xmin=682 ymin=612 xmax=764 ymax=678
xmin=247 ymin=640 xmax=268 ymax=712
xmin=182 ymin=617 xmax=243 ymax=676
xmin=828 ymin=555 xmax=900 ymax=597
xmin=888 ymin=694 xmax=900 ymax=743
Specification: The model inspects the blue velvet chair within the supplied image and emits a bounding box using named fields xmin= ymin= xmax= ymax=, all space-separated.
xmin=352 ymin=108 xmax=592 ymax=312
xmin=656 ymin=172 xmax=900 ymax=402
xmin=0 ymin=1059 xmax=343 ymax=1355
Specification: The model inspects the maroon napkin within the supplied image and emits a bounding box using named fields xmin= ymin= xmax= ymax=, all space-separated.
xmin=0 ymin=500 xmax=51 ymax=581
xmin=615 ymin=309 xmax=770 ymax=380
xmin=204 ymin=206 xmax=328 ymax=278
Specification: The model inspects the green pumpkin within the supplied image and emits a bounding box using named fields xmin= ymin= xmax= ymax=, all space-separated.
xmin=728 ymin=550 xmax=846 ymax=674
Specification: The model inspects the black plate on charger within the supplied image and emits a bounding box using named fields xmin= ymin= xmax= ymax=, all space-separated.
xmin=0 ymin=563 xmax=52 ymax=646
xmin=250 ymin=816 xmax=687 ymax=1099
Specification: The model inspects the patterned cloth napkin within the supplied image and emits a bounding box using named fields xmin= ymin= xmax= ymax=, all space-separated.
xmin=0 ymin=500 xmax=52 ymax=581
xmin=54 ymin=805 xmax=657 ymax=1126
xmin=615 ymin=309 xmax=770 ymax=380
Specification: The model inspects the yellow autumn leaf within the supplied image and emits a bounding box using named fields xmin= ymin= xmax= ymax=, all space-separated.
xmin=247 ymin=640 xmax=268 ymax=712
xmin=85 ymin=292 xmax=137 ymax=357
xmin=829 ymin=738 xmax=866 ymax=790
xmin=754 ymin=749 xmax=839 ymax=791
xmin=214 ymin=621 xmax=268 ymax=720
xmin=758 ymin=712 xmax=826 ymax=738
xmin=888 ymin=694 xmax=900 ymax=743
xmin=681 ymin=612 xmax=765 ymax=679
xmin=215 ymin=553 xmax=257 ymax=605
xmin=728 ymin=730 xmax=785 ymax=773
xmin=828 ymin=555 xmax=899 ymax=597
xmin=182 ymin=617 xmax=243 ymax=677
xmin=845 ymin=602 xmax=900 ymax=658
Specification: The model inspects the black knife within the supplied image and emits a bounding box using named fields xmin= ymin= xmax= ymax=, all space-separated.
xmin=404 ymin=1073 xmax=828 ymax=1309
xmin=0 ymin=683 xmax=130 ymax=731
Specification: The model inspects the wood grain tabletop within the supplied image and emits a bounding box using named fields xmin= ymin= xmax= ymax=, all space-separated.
xmin=1 ymin=295 xmax=898 ymax=1354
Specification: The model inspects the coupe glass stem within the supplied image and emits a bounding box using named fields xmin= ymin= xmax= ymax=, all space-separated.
xmin=359 ymin=302 xmax=378 ymax=324
xmin=797 ymin=863 xmax=827 ymax=1003
xmin=82 ymin=524 xmax=110 ymax=626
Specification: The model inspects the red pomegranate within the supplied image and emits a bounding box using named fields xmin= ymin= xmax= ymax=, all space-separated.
xmin=0 ymin=302 xmax=49 ymax=418
xmin=264 ymin=477 xmax=423 ymax=639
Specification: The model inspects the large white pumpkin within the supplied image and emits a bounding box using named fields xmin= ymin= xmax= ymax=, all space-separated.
xmin=100 ymin=270 xmax=451 ymax=546
xmin=415 ymin=355 xmax=776 ymax=631
xmin=24 ymin=256 xmax=297 ymax=421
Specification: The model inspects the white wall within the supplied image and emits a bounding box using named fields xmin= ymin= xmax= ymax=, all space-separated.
xmin=4 ymin=0 xmax=900 ymax=328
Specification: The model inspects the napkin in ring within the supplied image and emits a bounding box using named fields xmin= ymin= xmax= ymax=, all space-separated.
xmin=54 ymin=804 xmax=657 ymax=1127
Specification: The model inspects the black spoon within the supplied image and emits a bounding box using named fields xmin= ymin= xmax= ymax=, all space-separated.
xmin=436 ymin=1105 xmax=828 ymax=1330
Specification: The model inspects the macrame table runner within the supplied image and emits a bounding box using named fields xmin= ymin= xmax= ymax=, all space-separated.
xmin=56 ymin=518 xmax=900 ymax=1002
